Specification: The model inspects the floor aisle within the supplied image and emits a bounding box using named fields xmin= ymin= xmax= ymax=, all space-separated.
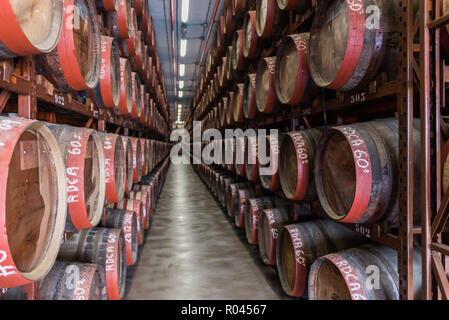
xmin=125 ymin=163 xmax=284 ymax=300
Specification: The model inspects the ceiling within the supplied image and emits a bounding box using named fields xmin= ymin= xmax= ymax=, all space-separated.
xmin=148 ymin=0 xmax=226 ymax=127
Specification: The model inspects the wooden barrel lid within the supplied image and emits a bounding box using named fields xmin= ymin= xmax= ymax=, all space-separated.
xmin=0 ymin=0 xmax=63 ymax=57
xmin=275 ymin=33 xmax=310 ymax=105
xmin=0 ymin=118 xmax=66 ymax=287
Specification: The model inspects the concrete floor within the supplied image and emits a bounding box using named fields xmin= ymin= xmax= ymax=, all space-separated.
xmin=125 ymin=164 xmax=285 ymax=300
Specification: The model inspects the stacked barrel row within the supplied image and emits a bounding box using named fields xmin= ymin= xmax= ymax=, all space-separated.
xmin=193 ymin=154 xmax=423 ymax=300
xmin=185 ymin=0 xmax=426 ymax=300
xmin=192 ymin=0 xmax=409 ymax=129
xmin=0 ymin=116 xmax=171 ymax=300
xmin=0 ymin=0 xmax=169 ymax=136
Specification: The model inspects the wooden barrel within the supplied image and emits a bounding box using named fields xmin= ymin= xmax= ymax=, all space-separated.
xmin=142 ymin=2 xmax=150 ymax=33
xmin=146 ymin=15 xmax=154 ymax=46
xmin=105 ymin=11 xmax=120 ymax=39
xmin=217 ymin=66 xmax=223 ymax=95
xmin=96 ymin=0 xmax=118 ymax=11
xmin=93 ymin=36 xmax=121 ymax=109
xmin=219 ymin=57 xmax=230 ymax=88
xmin=48 ymin=125 xmax=105 ymax=231
xmin=58 ymin=228 xmax=126 ymax=300
xmin=118 ymin=58 xmax=133 ymax=115
xmin=140 ymin=138 xmax=149 ymax=177
xmin=146 ymin=57 xmax=153 ymax=87
xmin=149 ymin=25 xmax=156 ymax=56
xmin=132 ymin=185 xmax=153 ymax=221
xmin=224 ymin=137 xmax=236 ymax=172
xmin=256 ymin=0 xmax=284 ymax=39
xmin=216 ymin=174 xmax=226 ymax=206
xmin=226 ymin=182 xmax=252 ymax=217
xmin=139 ymin=178 xmax=157 ymax=209
xmin=128 ymin=190 xmax=151 ymax=230
xmin=135 ymin=31 xmax=146 ymax=72
xmin=220 ymin=177 xmax=236 ymax=207
xmin=117 ymin=0 xmax=132 ymax=39
xmin=277 ymin=219 xmax=366 ymax=298
xmin=214 ymin=172 xmax=226 ymax=198
xmin=277 ymin=0 xmax=314 ymax=13
xmin=99 ymin=133 xmax=125 ymax=204
xmin=0 ymin=282 xmax=40 ymax=300
xmin=213 ymin=72 xmax=221 ymax=96
xmin=235 ymin=187 xmax=257 ymax=228
xmin=308 ymin=244 xmax=422 ymax=300
xmin=142 ymin=45 xmax=150 ymax=79
xmin=232 ymin=0 xmax=248 ymax=16
xmin=0 ymin=117 xmax=66 ymax=288
xmin=147 ymin=139 xmax=154 ymax=171
xmin=217 ymin=16 xmax=226 ymax=55
xmin=123 ymin=8 xmax=138 ymax=56
xmin=258 ymin=134 xmax=280 ymax=191
xmin=279 ymin=128 xmax=323 ymax=201
xmin=256 ymin=56 xmax=279 ymax=114
xmin=131 ymin=72 xmax=143 ymax=119
xmin=0 ymin=0 xmax=63 ymax=59
xmin=315 ymin=118 xmax=421 ymax=226
xmin=121 ymin=136 xmax=133 ymax=193
xmin=36 ymin=0 xmax=101 ymax=92
xmin=226 ymin=91 xmax=235 ymax=126
xmin=135 ymin=0 xmax=146 ymax=16
xmin=38 ymin=261 xmax=105 ymax=300
xmin=224 ymin=46 xmax=232 ymax=81
xmin=232 ymin=83 xmax=245 ymax=123
xmin=243 ymin=11 xmax=260 ymax=59
xmin=139 ymin=84 xmax=147 ymax=124
xmin=244 ymin=135 xmax=259 ymax=182
xmin=309 ymin=0 xmax=399 ymax=91
xmin=109 ymin=199 xmax=145 ymax=245
xmin=275 ymin=33 xmax=316 ymax=106
xmin=243 ymin=73 xmax=257 ymax=119
xmin=258 ymin=206 xmax=310 ymax=265
xmin=101 ymin=208 xmax=138 ymax=267
xmin=244 ymin=196 xmax=288 ymax=245
xmin=130 ymin=137 xmax=142 ymax=183
xmin=234 ymin=136 xmax=247 ymax=177
xmin=232 ymin=30 xmax=246 ymax=71
xmin=224 ymin=0 xmax=236 ymax=35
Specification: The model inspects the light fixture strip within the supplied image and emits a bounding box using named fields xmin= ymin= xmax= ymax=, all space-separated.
xmin=180 ymin=39 xmax=187 ymax=57
xmin=179 ymin=64 xmax=185 ymax=77
xmin=181 ymin=0 xmax=190 ymax=23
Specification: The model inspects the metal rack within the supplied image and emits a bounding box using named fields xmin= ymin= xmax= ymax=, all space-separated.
xmin=0 ymin=56 xmax=169 ymax=139
xmin=413 ymin=0 xmax=449 ymax=301
xmin=0 ymin=41 xmax=171 ymax=302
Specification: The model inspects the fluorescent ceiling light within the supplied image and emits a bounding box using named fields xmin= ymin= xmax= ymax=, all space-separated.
xmin=180 ymin=39 xmax=187 ymax=57
xmin=179 ymin=91 xmax=184 ymax=98
xmin=181 ymin=0 xmax=189 ymax=23
xmin=179 ymin=80 xmax=184 ymax=89
xmin=179 ymin=64 xmax=185 ymax=77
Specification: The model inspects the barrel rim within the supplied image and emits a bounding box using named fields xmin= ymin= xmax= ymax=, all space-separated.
xmin=1 ymin=119 xmax=67 ymax=285
xmin=275 ymin=33 xmax=310 ymax=105
xmin=0 ymin=0 xmax=64 ymax=56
